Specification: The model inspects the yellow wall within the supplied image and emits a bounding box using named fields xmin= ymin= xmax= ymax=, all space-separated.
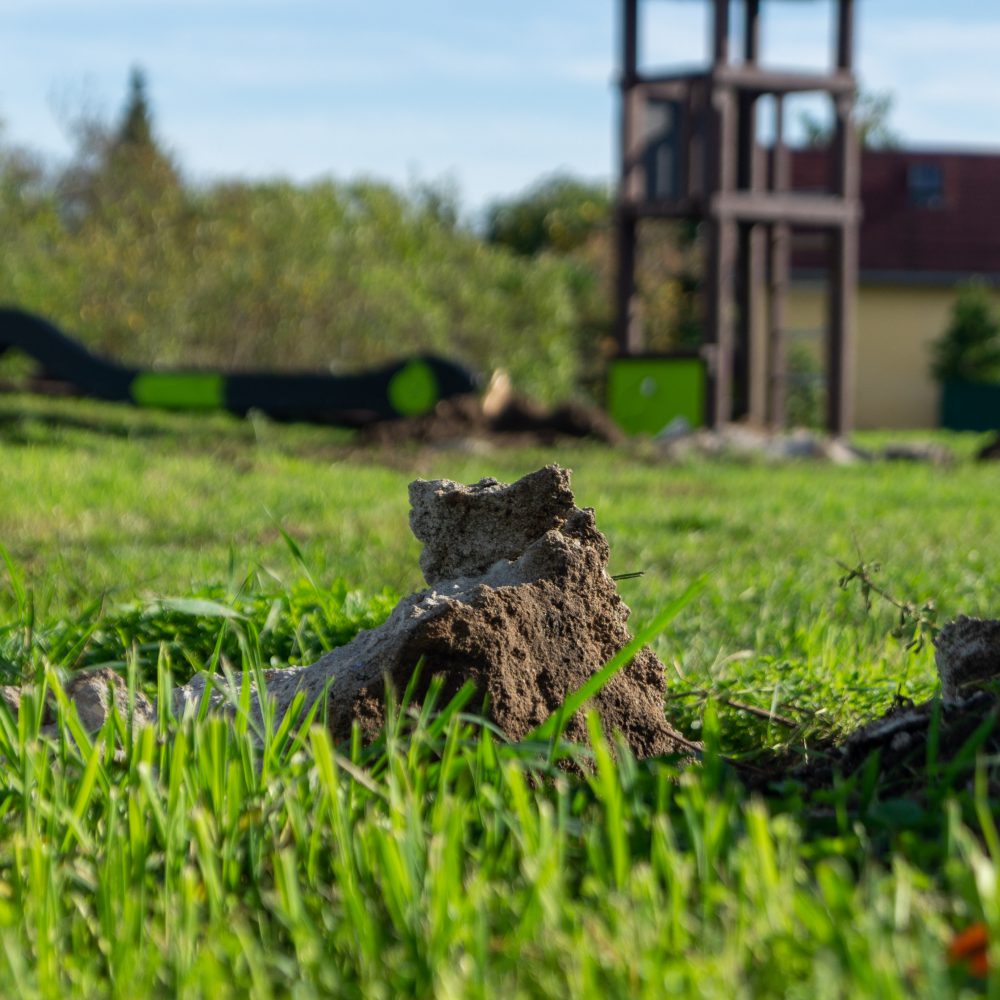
xmin=785 ymin=282 xmax=999 ymax=430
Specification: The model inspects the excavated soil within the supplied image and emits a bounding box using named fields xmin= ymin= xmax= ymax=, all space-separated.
xmin=359 ymin=393 xmax=625 ymax=448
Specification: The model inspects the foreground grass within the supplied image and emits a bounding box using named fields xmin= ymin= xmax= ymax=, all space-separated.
xmin=3 ymin=393 xmax=1000 ymax=994
xmin=0 ymin=666 xmax=992 ymax=998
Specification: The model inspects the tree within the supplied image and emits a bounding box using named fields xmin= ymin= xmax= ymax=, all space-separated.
xmin=799 ymin=88 xmax=901 ymax=149
xmin=117 ymin=66 xmax=155 ymax=149
xmin=485 ymin=175 xmax=611 ymax=257
xmin=931 ymin=280 xmax=1000 ymax=383
xmin=57 ymin=66 xmax=181 ymax=228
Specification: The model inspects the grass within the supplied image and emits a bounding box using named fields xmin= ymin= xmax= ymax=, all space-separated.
xmin=3 ymin=392 xmax=1000 ymax=995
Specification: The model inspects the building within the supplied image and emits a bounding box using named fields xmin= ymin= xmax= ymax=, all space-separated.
xmin=789 ymin=147 xmax=1000 ymax=429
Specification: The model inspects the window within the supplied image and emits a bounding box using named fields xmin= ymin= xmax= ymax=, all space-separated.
xmin=908 ymin=162 xmax=945 ymax=208
xmin=643 ymin=99 xmax=682 ymax=201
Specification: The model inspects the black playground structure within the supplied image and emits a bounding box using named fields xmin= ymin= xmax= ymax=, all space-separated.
xmin=0 ymin=308 xmax=478 ymax=426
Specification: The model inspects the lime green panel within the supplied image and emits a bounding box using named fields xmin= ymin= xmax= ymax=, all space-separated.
xmin=607 ymin=357 xmax=705 ymax=435
xmin=387 ymin=360 xmax=439 ymax=417
xmin=130 ymin=372 xmax=226 ymax=411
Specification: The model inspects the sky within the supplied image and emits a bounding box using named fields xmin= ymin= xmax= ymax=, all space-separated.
xmin=1 ymin=0 xmax=999 ymax=211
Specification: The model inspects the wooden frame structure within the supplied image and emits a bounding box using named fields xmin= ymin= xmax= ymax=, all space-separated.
xmin=615 ymin=0 xmax=860 ymax=432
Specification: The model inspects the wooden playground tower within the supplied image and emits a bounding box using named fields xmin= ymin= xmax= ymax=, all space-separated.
xmin=615 ymin=0 xmax=860 ymax=432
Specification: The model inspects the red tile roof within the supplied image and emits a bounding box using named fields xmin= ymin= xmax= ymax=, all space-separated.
xmin=791 ymin=147 xmax=1000 ymax=280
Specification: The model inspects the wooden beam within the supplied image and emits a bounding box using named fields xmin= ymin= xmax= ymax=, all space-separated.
xmin=712 ymin=191 xmax=860 ymax=227
xmin=709 ymin=65 xmax=856 ymax=96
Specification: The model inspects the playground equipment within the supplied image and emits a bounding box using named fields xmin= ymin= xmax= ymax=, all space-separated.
xmin=0 ymin=307 xmax=478 ymax=425
xmin=610 ymin=0 xmax=860 ymax=434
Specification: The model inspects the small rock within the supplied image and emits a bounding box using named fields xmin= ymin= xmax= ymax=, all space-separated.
xmin=935 ymin=616 xmax=1000 ymax=700
xmin=0 ymin=685 xmax=20 ymax=717
xmin=655 ymin=415 xmax=694 ymax=442
xmin=881 ymin=442 xmax=954 ymax=465
xmin=65 ymin=668 xmax=156 ymax=730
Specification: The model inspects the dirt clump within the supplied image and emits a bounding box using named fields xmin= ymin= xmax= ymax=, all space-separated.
xmin=168 ymin=465 xmax=689 ymax=758
xmin=756 ymin=616 xmax=1000 ymax=796
xmin=360 ymin=372 xmax=624 ymax=449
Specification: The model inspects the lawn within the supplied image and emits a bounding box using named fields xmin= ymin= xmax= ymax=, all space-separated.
xmin=1 ymin=392 xmax=1000 ymax=996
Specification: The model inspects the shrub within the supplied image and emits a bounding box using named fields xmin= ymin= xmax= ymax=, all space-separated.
xmin=930 ymin=280 xmax=1000 ymax=384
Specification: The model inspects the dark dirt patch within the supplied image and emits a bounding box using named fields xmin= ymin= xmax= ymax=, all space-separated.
xmin=359 ymin=393 xmax=625 ymax=449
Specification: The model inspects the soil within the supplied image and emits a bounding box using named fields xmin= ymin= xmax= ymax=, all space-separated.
xmin=359 ymin=393 xmax=625 ymax=449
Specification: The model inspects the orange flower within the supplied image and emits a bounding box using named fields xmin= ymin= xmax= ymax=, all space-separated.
xmin=948 ymin=922 xmax=989 ymax=977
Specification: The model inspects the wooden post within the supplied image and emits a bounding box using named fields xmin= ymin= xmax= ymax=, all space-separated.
xmin=712 ymin=0 xmax=730 ymax=66
xmin=768 ymin=95 xmax=790 ymax=429
xmin=836 ymin=0 xmax=855 ymax=70
xmin=735 ymin=0 xmax=762 ymax=422
xmin=827 ymin=85 xmax=859 ymax=434
xmin=615 ymin=211 xmax=641 ymax=354
xmin=744 ymin=0 xmax=760 ymax=63
xmin=826 ymin=0 xmax=859 ymax=434
xmin=622 ymin=0 xmax=638 ymax=82
xmin=615 ymin=0 xmax=640 ymax=354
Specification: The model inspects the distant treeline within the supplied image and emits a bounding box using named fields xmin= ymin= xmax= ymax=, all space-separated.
xmin=0 ymin=70 xmax=700 ymax=403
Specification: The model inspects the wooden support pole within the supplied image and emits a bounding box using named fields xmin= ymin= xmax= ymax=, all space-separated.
xmin=615 ymin=0 xmax=640 ymax=355
xmin=767 ymin=223 xmax=790 ymax=428
xmin=622 ymin=0 xmax=638 ymax=82
xmin=743 ymin=223 xmax=768 ymax=425
xmin=836 ymin=0 xmax=855 ymax=70
xmin=706 ymin=216 xmax=738 ymax=426
xmin=827 ymin=86 xmax=859 ymax=434
xmin=734 ymin=1 xmax=762 ymax=421
xmin=768 ymin=95 xmax=791 ymax=429
xmin=615 ymin=211 xmax=641 ymax=354
xmin=713 ymin=0 xmax=731 ymax=66
xmin=744 ymin=0 xmax=761 ymax=64
xmin=826 ymin=224 xmax=858 ymax=434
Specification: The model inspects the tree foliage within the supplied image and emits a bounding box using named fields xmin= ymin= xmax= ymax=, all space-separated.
xmin=930 ymin=280 xmax=1000 ymax=383
xmin=0 ymin=73 xmax=591 ymax=403
xmin=800 ymin=88 xmax=901 ymax=150
xmin=485 ymin=174 xmax=610 ymax=257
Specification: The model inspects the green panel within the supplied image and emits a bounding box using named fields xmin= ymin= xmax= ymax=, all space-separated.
xmin=130 ymin=372 xmax=226 ymax=411
xmin=607 ymin=357 xmax=705 ymax=435
xmin=387 ymin=360 xmax=439 ymax=417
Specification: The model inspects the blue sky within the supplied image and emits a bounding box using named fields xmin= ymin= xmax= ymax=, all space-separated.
xmin=1 ymin=0 xmax=999 ymax=210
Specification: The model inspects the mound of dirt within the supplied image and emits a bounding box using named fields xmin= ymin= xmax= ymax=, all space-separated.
xmin=360 ymin=373 xmax=624 ymax=448
xmin=166 ymin=465 xmax=689 ymax=758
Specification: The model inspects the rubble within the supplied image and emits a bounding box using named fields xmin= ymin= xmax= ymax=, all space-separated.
xmin=651 ymin=423 xmax=922 ymax=465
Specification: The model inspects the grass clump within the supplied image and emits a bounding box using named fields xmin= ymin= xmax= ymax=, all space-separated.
xmin=0 ymin=653 xmax=992 ymax=998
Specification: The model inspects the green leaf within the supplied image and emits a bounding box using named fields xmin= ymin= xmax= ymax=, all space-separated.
xmin=149 ymin=597 xmax=245 ymax=620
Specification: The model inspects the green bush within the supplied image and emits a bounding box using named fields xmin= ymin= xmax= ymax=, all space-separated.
xmin=930 ymin=279 xmax=1000 ymax=383
xmin=0 ymin=88 xmax=590 ymax=404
